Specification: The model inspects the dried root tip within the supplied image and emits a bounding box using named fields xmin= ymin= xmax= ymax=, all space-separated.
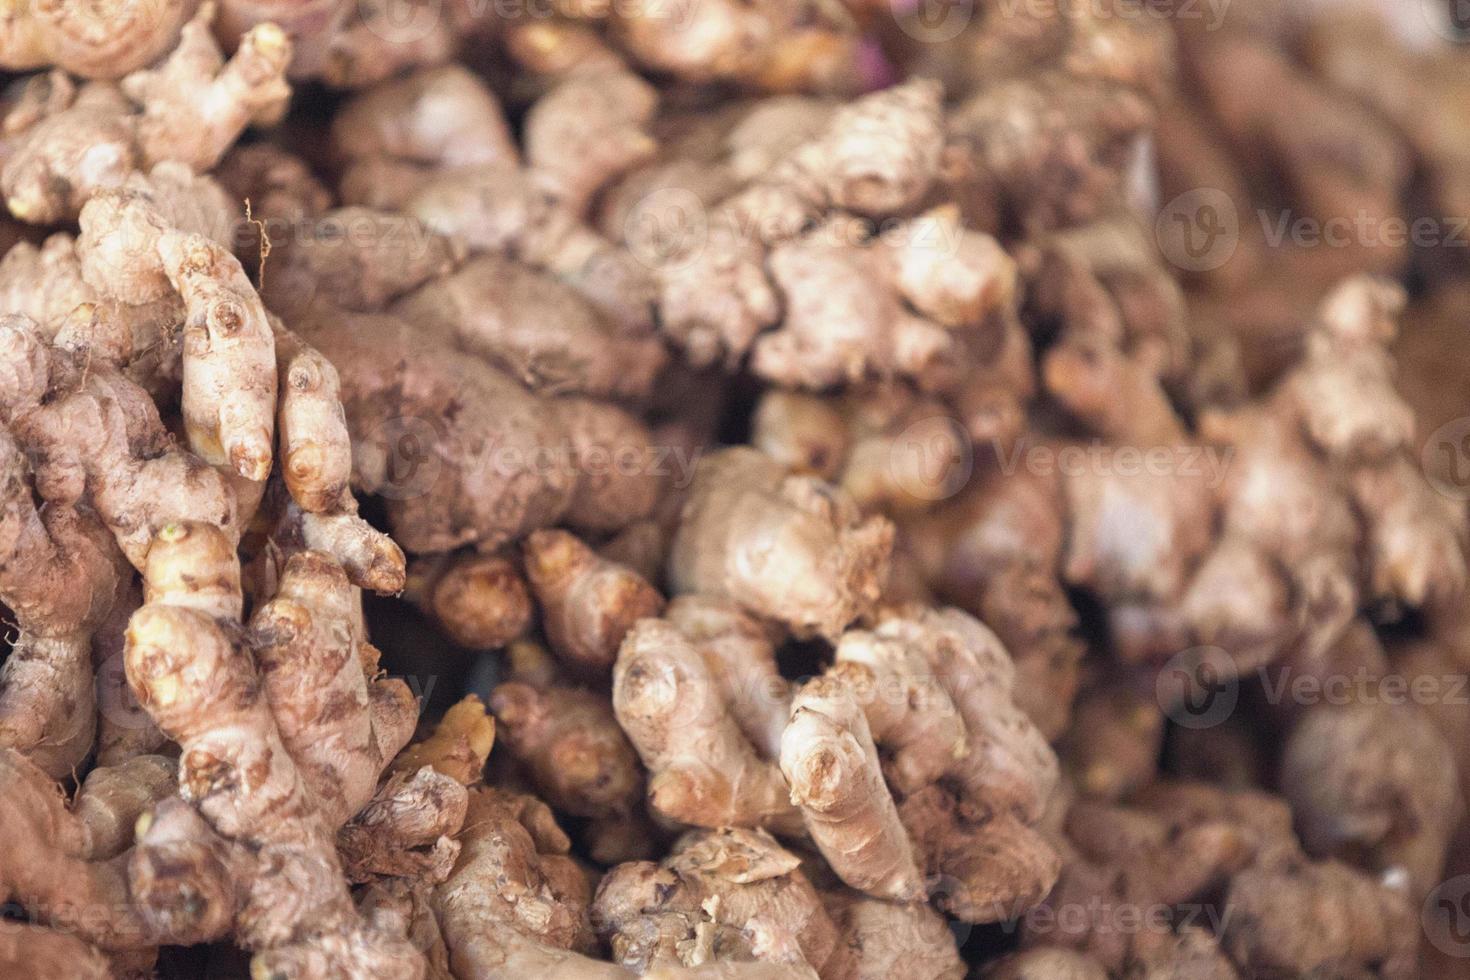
xmin=389 ymin=695 xmax=496 ymax=786
xmin=594 ymin=827 xmax=842 ymax=976
xmin=338 ymin=767 xmax=470 ymax=884
xmin=780 ymin=680 xmax=924 ymax=902
xmin=525 ymin=529 xmax=664 ymax=676
xmin=670 ymin=448 xmax=893 ymax=641
xmin=300 ymin=510 xmax=407 ymax=595
xmin=407 ymin=552 xmax=532 ymax=650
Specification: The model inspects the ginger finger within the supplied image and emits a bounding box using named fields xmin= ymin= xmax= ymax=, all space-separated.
xmin=388 ymin=694 xmax=496 ymax=787
xmin=524 ymin=528 xmax=664 ymax=677
xmin=615 ymin=618 xmax=800 ymax=835
xmin=780 ymin=677 xmax=924 ymax=902
xmin=159 ymin=232 xmax=277 ymax=482
xmin=669 ymin=447 xmax=892 ymax=642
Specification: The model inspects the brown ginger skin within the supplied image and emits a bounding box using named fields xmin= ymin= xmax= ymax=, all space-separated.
xmin=781 ymin=677 xmax=925 ymax=904
xmin=626 ymin=81 xmax=949 ymax=368
xmin=1059 ymin=683 xmax=1164 ymax=801
xmin=490 ymin=682 xmax=645 ymax=847
xmin=822 ymin=890 xmax=964 ymax=980
xmin=389 ymin=253 xmax=666 ymax=401
xmin=0 ymin=921 xmax=113 ymax=980
xmin=0 ymin=746 xmax=237 ymax=954
xmin=899 ymin=461 xmax=1081 ymax=741
xmin=524 ymin=529 xmax=665 ymax=677
xmin=310 ymin=308 xmax=568 ymax=553
xmin=262 ymin=206 xmax=462 ymax=318
xmin=1281 ymin=700 xmax=1463 ymax=904
xmin=331 ymin=64 xmax=658 ymax=334
xmin=0 ymin=313 xmax=240 ymax=569
xmin=1222 ymin=861 xmax=1416 ymax=979
xmin=405 ymin=552 xmax=533 ymax=651
xmin=781 ymin=607 xmax=1061 ymax=919
xmin=982 ymin=948 xmax=1108 ymax=980
xmin=0 ymin=428 xmax=128 ymax=776
xmin=295 ymin=306 xmax=660 ymax=553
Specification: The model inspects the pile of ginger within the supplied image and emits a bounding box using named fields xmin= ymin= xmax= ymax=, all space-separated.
xmin=2 ymin=1 xmax=1470 ymax=978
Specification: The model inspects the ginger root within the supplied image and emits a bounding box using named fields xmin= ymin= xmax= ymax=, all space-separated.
xmin=669 ymin=447 xmax=892 ymax=641
xmin=782 ymin=607 xmax=1060 ymax=919
xmin=615 ymin=611 xmax=800 ymax=837
xmin=3 ymin=3 xmax=291 ymax=223
xmin=524 ymin=528 xmax=664 ymax=678
xmin=124 ymin=522 xmax=423 ymax=973
xmin=405 ymin=552 xmax=533 ymax=651
xmin=592 ymin=828 xmax=845 ymax=976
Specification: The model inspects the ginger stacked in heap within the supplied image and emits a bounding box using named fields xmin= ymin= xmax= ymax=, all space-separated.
xmin=2 ymin=0 xmax=1469 ymax=978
